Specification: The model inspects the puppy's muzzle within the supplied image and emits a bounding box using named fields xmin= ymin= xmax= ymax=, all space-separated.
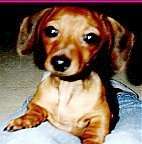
xmin=51 ymin=55 xmax=71 ymax=72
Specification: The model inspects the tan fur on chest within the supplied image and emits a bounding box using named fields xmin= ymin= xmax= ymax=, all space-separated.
xmin=31 ymin=72 xmax=106 ymax=135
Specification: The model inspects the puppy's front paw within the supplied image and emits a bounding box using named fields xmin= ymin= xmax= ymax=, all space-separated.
xmin=82 ymin=138 xmax=102 ymax=144
xmin=4 ymin=114 xmax=44 ymax=132
xmin=81 ymin=127 xmax=103 ymax=144
xmin=4 ymin=118 xmax=28 ymax=132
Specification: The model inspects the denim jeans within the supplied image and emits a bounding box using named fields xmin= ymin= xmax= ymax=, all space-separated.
xmin=104 ymin=80 xmax=142 ymax=144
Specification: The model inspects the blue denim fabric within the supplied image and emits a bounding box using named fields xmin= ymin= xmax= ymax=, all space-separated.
xmin=115 ymin=92 xmax=142 ymax=130
xmin=105 ymin=91 xmax=142 ymax=144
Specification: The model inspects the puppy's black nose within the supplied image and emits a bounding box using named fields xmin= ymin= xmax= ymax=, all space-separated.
xmin=51 ymin=55 xmax=71 ymax=72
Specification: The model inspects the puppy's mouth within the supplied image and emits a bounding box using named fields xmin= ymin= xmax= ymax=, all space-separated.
xmin=44 ymin=54 xmax=94 ymax=81
xmin=45 ymin=54 xmax=86 ymax=79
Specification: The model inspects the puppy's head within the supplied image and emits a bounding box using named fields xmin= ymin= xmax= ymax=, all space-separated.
xmin=17 ymin=6 xmax=134 ymax=77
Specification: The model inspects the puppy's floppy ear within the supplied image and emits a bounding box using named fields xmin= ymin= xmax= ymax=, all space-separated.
xmin=107 ymin=17 xmax=135 ymax=73
xmin=17 ymin=8 xmax=52 ymax=56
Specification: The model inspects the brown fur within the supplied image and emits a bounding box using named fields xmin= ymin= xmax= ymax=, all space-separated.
xmin=5 ymin=6 xmax=134 ymax=144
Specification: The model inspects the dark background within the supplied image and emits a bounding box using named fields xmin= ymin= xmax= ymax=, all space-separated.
xmin=0 ymin=3 xmax=141 ymax=85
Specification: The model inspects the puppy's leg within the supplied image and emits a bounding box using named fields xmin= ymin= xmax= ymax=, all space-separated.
xmin=4 ymin=102 xmax=48 ymax=132
xmin=81 ymin=103 xmax=110 ymax=144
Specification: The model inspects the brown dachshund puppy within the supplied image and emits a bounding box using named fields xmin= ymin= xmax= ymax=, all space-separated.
xmin=5 ymin=6 xmax=134 ymax=144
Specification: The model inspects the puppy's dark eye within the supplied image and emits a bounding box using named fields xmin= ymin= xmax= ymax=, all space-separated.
xmin=83 ymin=33 xmax=100 ymax=44
xmin=44 ymin=26 xmax=59 ymax=37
